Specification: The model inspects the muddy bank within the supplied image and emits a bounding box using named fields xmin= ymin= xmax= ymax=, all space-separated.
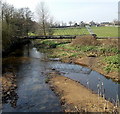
xmin=1 ymin=72 xmax=18 ymax=108
xmin=73 ymin=57 xmax=119 ymax=82
xmin=61 ymin=56 xmax=119 ymax=82
xmin=48 ymin=71 xmax=119 ymax=112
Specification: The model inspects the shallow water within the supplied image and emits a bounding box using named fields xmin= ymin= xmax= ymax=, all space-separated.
xmin=24 ymin=46 xmax=120 ymax=105
xmin=3 ymin=45 xmax=120 ymax=112
xmin=2 ymin=46 xmax=62 ymax=112
xmin=48 ymin=61 xmax=120 ymax=104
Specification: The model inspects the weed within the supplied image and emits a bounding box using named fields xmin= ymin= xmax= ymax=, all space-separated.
xmin=103 ymin=55 xmax=120 ymax=73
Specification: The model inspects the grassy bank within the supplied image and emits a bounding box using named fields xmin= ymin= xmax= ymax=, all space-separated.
xmin=35 ymin=35 xmax=119 ymax=81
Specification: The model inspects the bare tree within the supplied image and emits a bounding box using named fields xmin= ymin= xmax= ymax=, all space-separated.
xmin=113 ymin=19 xmax=120 ymax=26
xmin=36 ymin=2 xmax=54 ymax=35
xmin=69 ymin=21 xmax=72 ymax=26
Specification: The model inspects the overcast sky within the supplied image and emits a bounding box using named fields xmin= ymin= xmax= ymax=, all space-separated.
xmin=3 ymin=0 xmax=119 ymax=24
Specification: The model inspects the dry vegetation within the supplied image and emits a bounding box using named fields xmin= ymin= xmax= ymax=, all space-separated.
xmin=72 ymin=35 xmax=99 ymax=46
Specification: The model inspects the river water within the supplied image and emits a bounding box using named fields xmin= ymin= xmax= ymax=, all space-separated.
xmin=2 ymin=45 xmax=120 ymax=112
xmin=2 ymin=46 xmax=62 ymax=112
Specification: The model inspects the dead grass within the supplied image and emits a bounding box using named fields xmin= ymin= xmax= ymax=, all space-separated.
xmin=72 ymin=35 xmax=99 ymax=46
xmin=72 ymin=35 xmax=118 ymax=48
xmin=99 ymin=39 xmax=118 ymax=48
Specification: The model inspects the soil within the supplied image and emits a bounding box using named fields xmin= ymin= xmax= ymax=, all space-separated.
xmin=48 ymin=71 xmax=119 ymax=112
xmin=73 ymin=57 xmax=119 ymax=82
xmin=59 ymin=55 xmax=119 ymax=82
xmin=0 ymin=72 xmax=18 ymax=107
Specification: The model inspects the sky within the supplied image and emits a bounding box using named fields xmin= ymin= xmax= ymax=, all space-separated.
xmin=3 ymin=0 xmax=120 ymax=24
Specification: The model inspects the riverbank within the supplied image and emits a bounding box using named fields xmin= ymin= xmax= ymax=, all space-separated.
xmin=1 ymin=72 xmax=18 ymax=107
xmin=35 ymin=35 xmax=119 ymax=82
xmin=48 ymin=71 xmax=119 ymax=112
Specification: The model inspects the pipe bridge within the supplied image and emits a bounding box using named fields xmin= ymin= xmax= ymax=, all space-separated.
xmin=23 ymin=35 xmax=76 ymax=39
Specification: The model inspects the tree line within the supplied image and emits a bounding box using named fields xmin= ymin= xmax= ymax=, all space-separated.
xmin=2 ymin=2 xmax=57 ymax=51
xmin=2 ymin=2 xmax=36 ymax=50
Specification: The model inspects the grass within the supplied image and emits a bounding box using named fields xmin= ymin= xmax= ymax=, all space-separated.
xmin=52 ymin=27 xmax=89 ymax=35
xmin=53 ymin=26 xmax=118 ymax=37
xmin=28 ymin=26 xmax=118 ymax=37
xmin=103 ymin=55 xmax=120 ymax=73
xmin=91 ymin=26 xmax=118 ymax=37
xmin=28 ymin=32 xmax=37 ymax=36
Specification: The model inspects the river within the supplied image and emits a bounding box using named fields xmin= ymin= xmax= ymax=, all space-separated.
xmin=2 ymin=44 xmax=120 ymax=112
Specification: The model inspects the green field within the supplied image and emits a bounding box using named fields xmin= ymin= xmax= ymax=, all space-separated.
xmin=52 ymin=26 xmax=118 ymax=37
xmin=52 ymin=27 xmax=89 ymax=36
xmin=91 ymin=26 xmax=118 ymax=37
xmin=28 ymin=26 xmax=118 ymax=37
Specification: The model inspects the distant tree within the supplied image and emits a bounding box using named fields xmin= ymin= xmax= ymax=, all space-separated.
xmin=89 ymin=21 xmax=96 ymax=26
xmin=74 ymin=23 xmax=78 ymax=27
xmin=69 ymin=21 xmax=72 ymax=26
xmin=61 ymin=21 xmax=67 ymax=26
xmin=113 ymin=19 xmax=120 ymax=25
xmin=79 ymin=21 xmax=85 ymax=27
xmin=36 ymin=2 xmax=54 ymax=35
xmin=53 ymin=22 xmax=60 ymax=28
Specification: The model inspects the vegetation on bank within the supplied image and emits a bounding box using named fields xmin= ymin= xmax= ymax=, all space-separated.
xmin=35 ymin=35 xmax=119 ymax=79
xmin=103 ymin=55 xmax=120 ymax=73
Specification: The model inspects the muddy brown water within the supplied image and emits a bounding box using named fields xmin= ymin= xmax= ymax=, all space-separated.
xmin=2 ymin=45 xmax=120 ymax=112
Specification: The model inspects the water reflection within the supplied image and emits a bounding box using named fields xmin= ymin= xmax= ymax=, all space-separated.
xmin=3 ymin=46 xmax=62 ymax=112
